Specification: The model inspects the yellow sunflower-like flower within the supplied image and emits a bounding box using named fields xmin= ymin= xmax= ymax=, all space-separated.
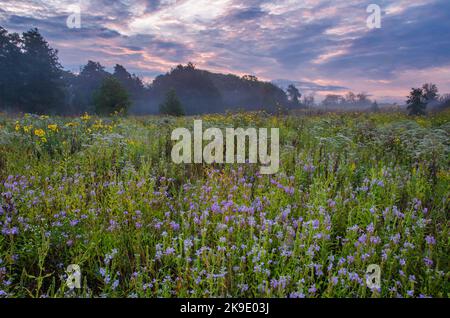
xmin=48 ymin=124 xmax=58 ymax=132
xmin=34 ymin=129 xmax=46 ymax=138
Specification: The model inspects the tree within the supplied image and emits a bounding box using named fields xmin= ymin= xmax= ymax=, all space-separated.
xmin=0 ymin=27 xmax=23 ymax=110
xmin=113 ymin=64 xmax=145 ymax=98
xmin=242 ymin=75 xmax=258 ymax=82
xmin=406 ymin=88 xmax=426 ymax=115
xmin=302 ymin=94 xmax=315 ymax=108
xmin=356 ymin=92 xmax=370 ymax=107
xmin=74 ymin=61 xmax=110 ymax=111
xmin=287 ymin=84 xmax=302 ymax=107
xmin=322 ymin=94 xmax=343 ymax=108
xmin=93 ymin=76 xmax=131 ymax=115
xmin=422 ymin=83 xmax=439 ymax=103
xmin=159 ymin=89 xmax=185 ymax=116
xmin=345 ymin=91 xmax=357 ymax=105
xmin=20 ymin=28 xmax=66 ymax=114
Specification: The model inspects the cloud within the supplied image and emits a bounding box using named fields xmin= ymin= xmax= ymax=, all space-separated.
xmin=0 ymin=0 xmax=449 ymax=101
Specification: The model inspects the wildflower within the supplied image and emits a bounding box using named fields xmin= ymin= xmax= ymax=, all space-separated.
xmin=331 ymin=276 xmax=338 ymax=285
xmin=165 ymin=247 xmax=175 ymax=255
xmin=423 ymin=257 xmax=433 ymax=267
xmin=308 ymin=284 xmax=317 ymax=294
xmin=47 ymin=124 xmax=58 ymax=132
xmin=289 ymin=292 xmax=305 ymax=298
xmin=23 ymin=125 xmax=33 ymax=133
xmin=65 ymin=122 xmax=78 ymax=127
xmin=34 ymin=129 xmax=45 ymax=138
xmin=425 ymin=235 xmax=436 ymax=245
xmin=112 ymin=279 xmax=119 ymax=290
xmin=81 ymin=113 xmax=91 ymax=121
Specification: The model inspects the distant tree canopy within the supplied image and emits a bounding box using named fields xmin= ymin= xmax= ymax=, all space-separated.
xmin=407 ymin=88 xmax=427 ymax=116
xmin=159 ymin=89 xmax=185 ymax=116
xmin=321 ymin=91 xmax=373 ymax=109
xmin=404 ymin=83 xmax=444 ymax=115
xmin=148 ymin=63 xmax=288 ymax=115
xmin=322 ymin=94 xmax=345 ymax=108
xmin=0 ymin=27 xmax=65 ymax=114
xmin=287 ymin=84 xmax=302 ymax=107
xmin=94 ymin=77 xmax=131 ymax=115
xmin=422 ymin=83 xmax=439 ymax=103
xmin=69 ymin=61 xmax=110 ymax=113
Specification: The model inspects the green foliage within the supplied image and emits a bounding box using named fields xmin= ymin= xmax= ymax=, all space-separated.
xmin=159 ymin=89 xmax=185 ymax=116
xmin=94 ymin=77 xmax=131 ymax=115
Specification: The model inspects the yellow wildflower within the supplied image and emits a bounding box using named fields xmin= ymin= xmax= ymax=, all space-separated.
xmin=48 ymin=124 xmax=58 ymax=132
xmin=23 ymin=125 xmax=33 ymax=133
xmin=65 ymin=122 xmax=79 ymax=127
xmin=15 ymin=122 xmax=21 ymax=132
xmin=92 ymin=119 xmax=104 ymax=130
xmin=34 ymin=129 xmax=46 ymax=138
xmin=81 ymin=113 xmax=91 ymax=121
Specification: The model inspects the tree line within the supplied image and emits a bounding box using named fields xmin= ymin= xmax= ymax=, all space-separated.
xmin=0 ymin=27 xmax=293 ymax=116
xmin=1 ymin=27 xmax=448 ymax=116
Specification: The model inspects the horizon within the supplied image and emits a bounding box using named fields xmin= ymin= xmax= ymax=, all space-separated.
xmin=1 ymin=0 xmax=450 ymax=103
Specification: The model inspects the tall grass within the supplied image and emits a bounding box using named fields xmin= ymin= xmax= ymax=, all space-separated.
xmin=0 ymin=111 xmax=448 ymax=298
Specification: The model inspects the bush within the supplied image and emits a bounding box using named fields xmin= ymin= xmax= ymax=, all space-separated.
xmin=94 ymin=77 xmax=131 ymax=115
xmin=159 ymin=89 xmax=185 ymax=116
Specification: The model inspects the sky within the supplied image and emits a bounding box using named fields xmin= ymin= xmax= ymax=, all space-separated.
xmin=0 ymin=0 xmax=449 ymax=103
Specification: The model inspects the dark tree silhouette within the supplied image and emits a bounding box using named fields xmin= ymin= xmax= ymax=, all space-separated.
xmin=21 ymin=28 xmax=66 ymax=114
xmin=0 ymin=28 xmax=65 ymax=114
xmin=422 ymin=83 xmax=439 ymax=103
xmin=70 ymin=61 xmax=110 ymax=113
xmin=406 ymin=88 xmax=426 ymax=115
xmin=94 ymin=76 xmax=131 ymax=115
xmin=0 ymin=27 xmax=23 ymax=110
xmin=159 ymin=89 xmax=185 ymax=116
xmin=113 ymin=64 xmax=145 ymax=99
xmin=287 ymin=84 xmax=302 ymax=107
xmin=345 ymin=92 xmax=357 ymax=105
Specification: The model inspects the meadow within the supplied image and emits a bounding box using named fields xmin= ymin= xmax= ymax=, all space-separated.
xmin=0 ymin=111 xmax=448 ymax=298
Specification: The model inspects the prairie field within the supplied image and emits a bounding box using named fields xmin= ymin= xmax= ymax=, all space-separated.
xmin=0 ymin=111 xmax=448 ymax=298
